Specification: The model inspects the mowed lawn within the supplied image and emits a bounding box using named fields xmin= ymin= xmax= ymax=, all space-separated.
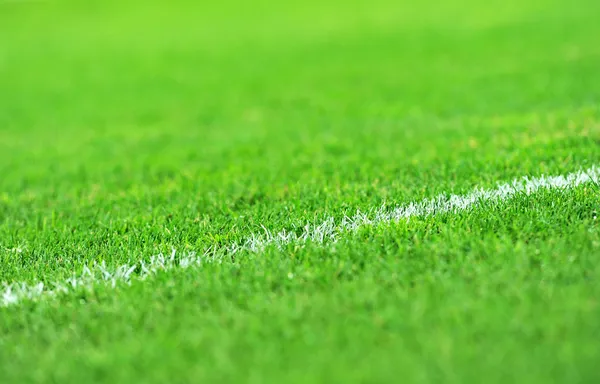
xmin=1 ymin=0 xmax=600 ymax=382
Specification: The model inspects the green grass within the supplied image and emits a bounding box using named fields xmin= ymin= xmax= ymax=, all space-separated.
xmin=1 ymin=0 xmax=599 ymax=382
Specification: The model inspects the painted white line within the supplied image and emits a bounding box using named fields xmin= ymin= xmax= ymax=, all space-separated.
xmin=2 ymin=166 xmax=599 ymax=308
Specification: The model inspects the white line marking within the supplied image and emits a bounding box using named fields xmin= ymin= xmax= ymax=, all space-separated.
xmin=2 ymin=166 xmax=599 ymax=308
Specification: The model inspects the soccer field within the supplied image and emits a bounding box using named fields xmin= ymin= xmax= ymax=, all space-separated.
xmin=1 ymin=0 xmax=600 ymax=382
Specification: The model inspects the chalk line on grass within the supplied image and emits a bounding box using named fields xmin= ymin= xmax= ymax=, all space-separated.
xmin=2 ymin=166 xmax=599 ymax=308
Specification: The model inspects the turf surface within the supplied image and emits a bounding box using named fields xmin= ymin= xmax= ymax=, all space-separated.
xmin=1 ymin=0 xmax=600 ymax=382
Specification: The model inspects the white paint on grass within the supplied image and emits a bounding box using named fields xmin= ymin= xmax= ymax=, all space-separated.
xmin=1 ymin=252 xmax=215 ymax=307
xmin=2 ymin=166 xmax=599 ymax=307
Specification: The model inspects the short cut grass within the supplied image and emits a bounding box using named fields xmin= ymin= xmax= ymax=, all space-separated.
xmin=1 ymin=0 xmax=600 ymax=382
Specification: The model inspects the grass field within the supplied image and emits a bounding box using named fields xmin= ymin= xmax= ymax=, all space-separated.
xmin=1 ymin=0 xmax=600 ymax=382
